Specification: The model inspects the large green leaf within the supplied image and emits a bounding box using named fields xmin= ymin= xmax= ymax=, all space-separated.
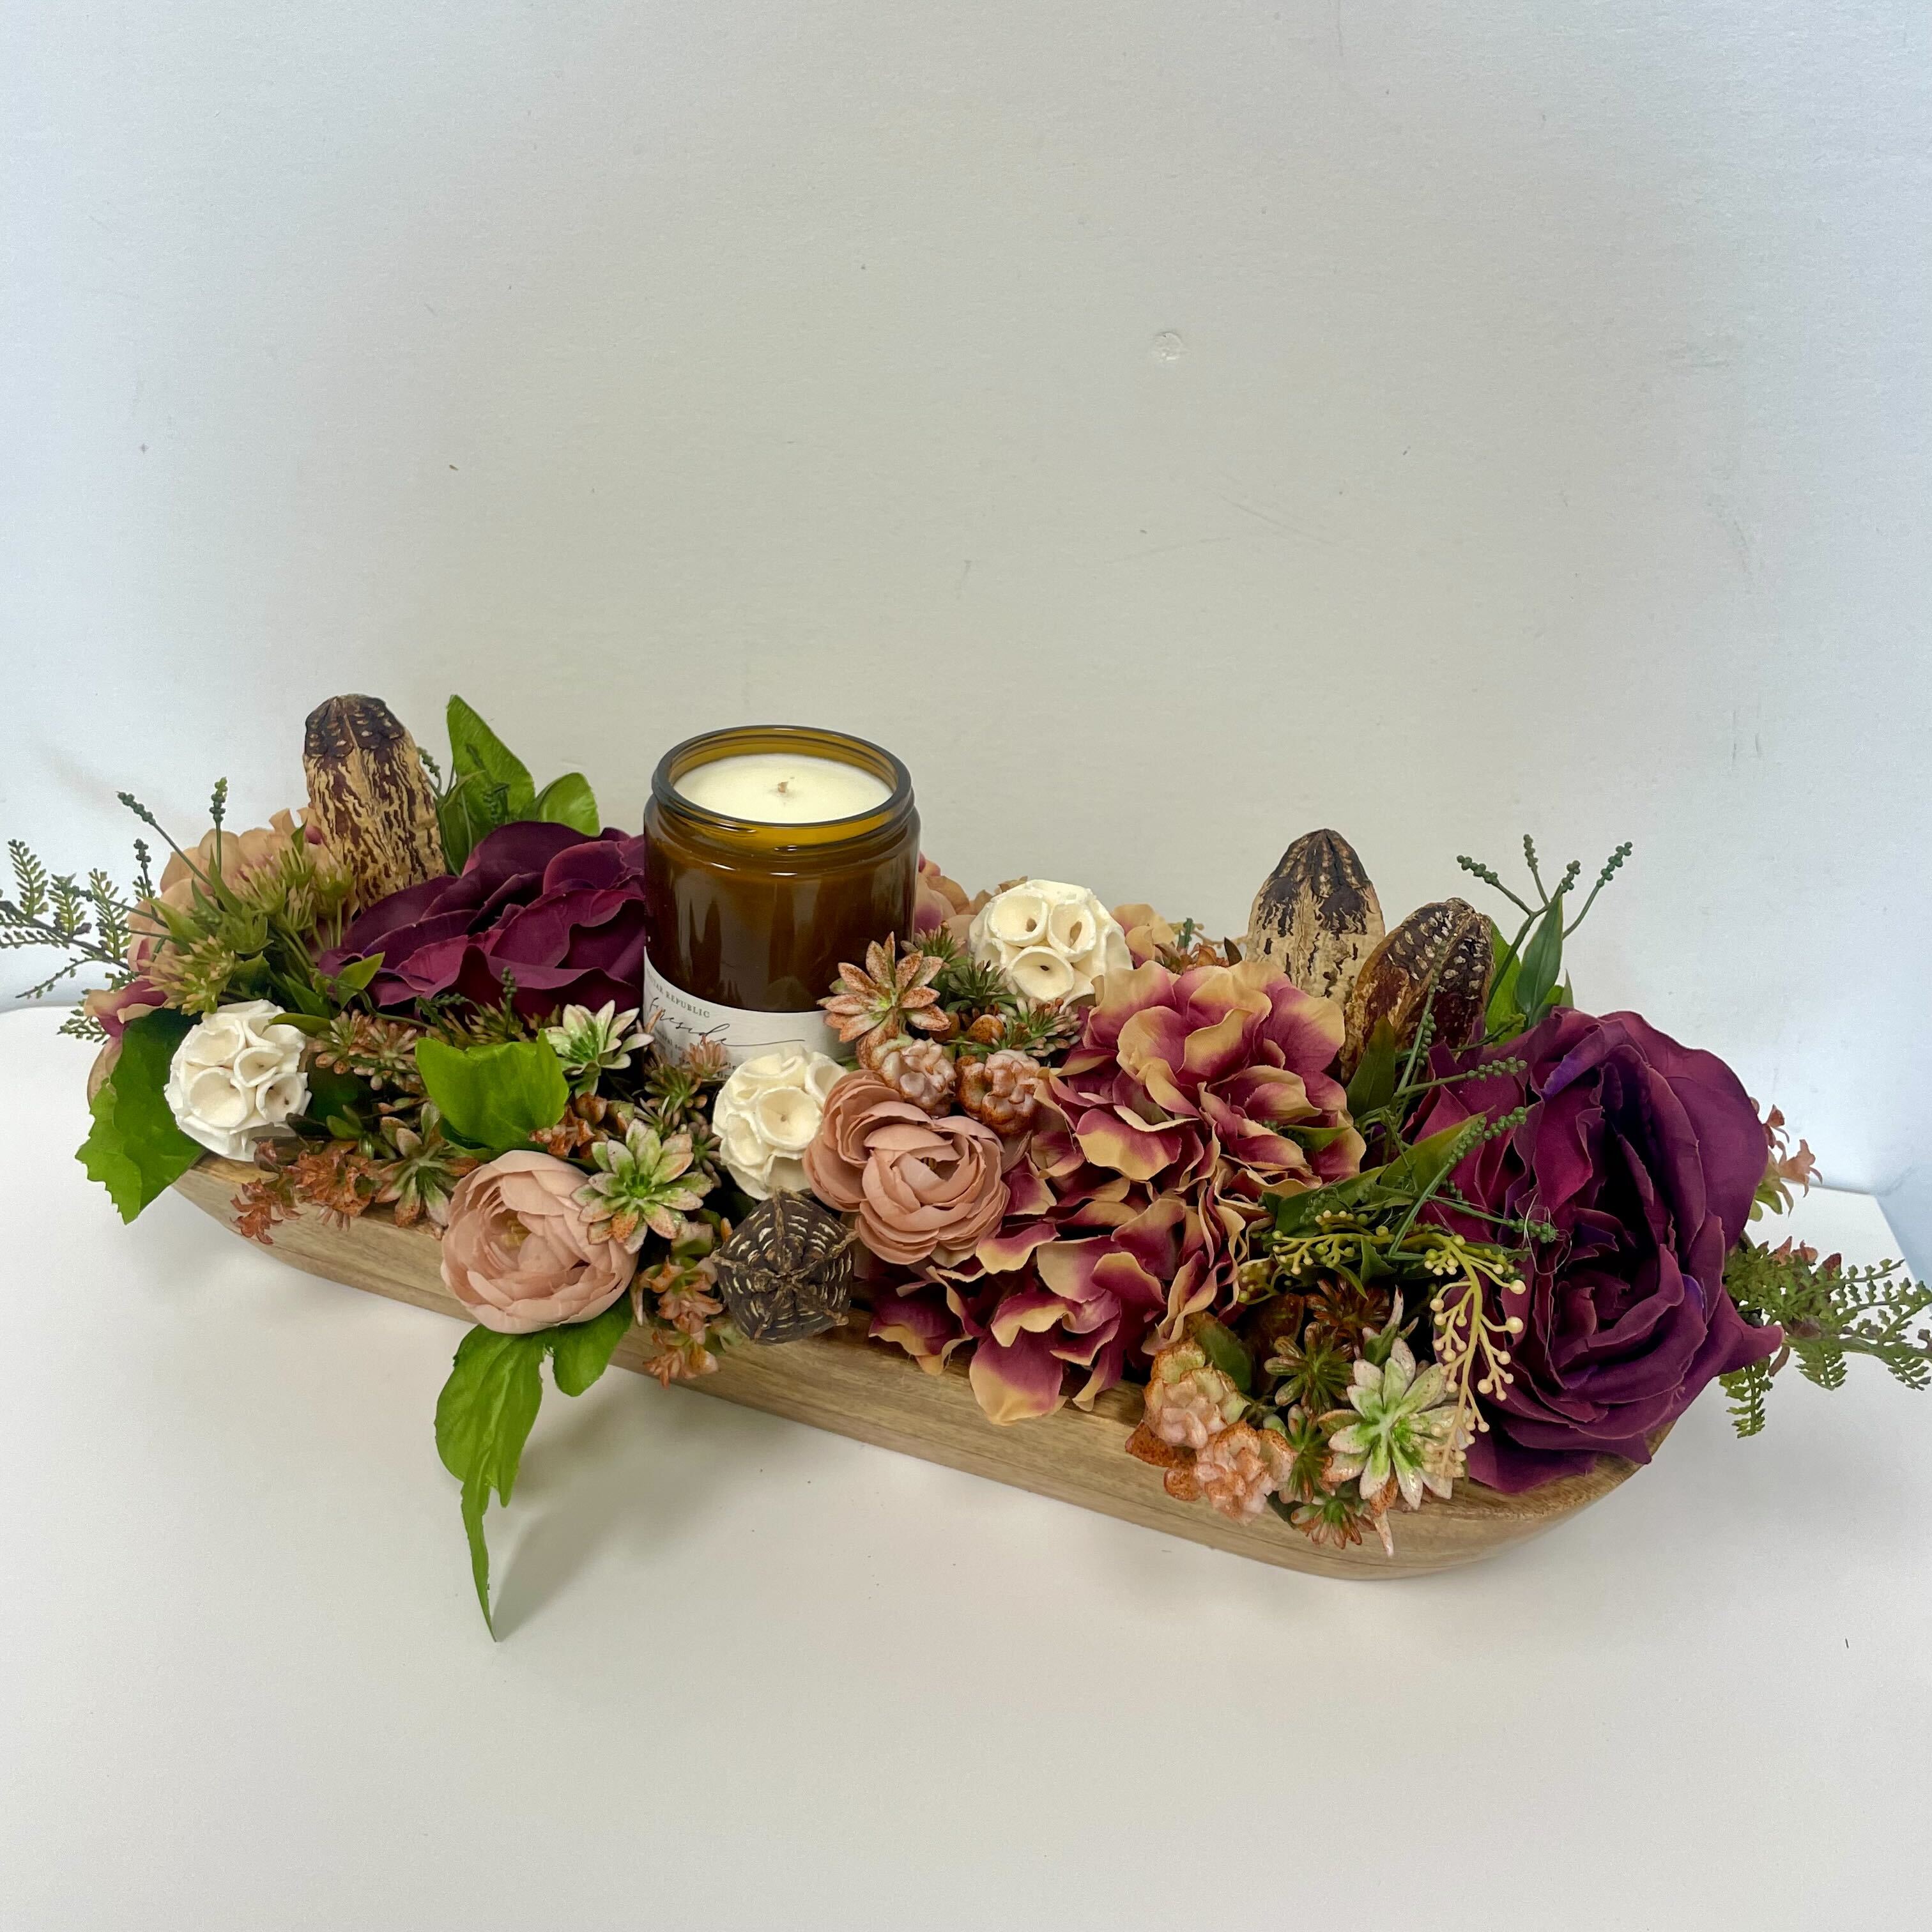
xmin=532 ymin=772 xmax=601 ymax=837
xmin=435 ymin=1328 xmax=548 ymax=1634
xmin=446 ymin=696 xmax=536 ymax=819
xmin=414 ymin=1037 xmax=569 ymax=1155
xmin=76 ymin=1009 xmax=202 ymax=1222
xmin=436 ymin=771 xmax=499 ymax=872
xmin=434 ymin=1300 xmax=636 ymax=1635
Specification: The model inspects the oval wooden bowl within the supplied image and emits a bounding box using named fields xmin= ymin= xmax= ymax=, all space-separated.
xmin=168 ymin=1154 xmax=1655 ymax=1579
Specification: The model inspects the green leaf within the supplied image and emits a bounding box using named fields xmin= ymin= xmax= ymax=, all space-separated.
xmin=447 ymin=696 xmax=536 ymax=820
xmin=1514 ymin=894 xmax=1567 ymax=1024
xmin=294 ymin=1066 xmax=365 ymax=1132
xmin=434 ymin=1301 xmax=637 ymax=1634
xmin=1267 ymin=1175 xmax=1367 ymax=1237
xmin=435 ymin=1327 xmax=548 ymax=1635
xmin=76 ymin=1009 xmax=202 ymax=1221
xmin=1377 ymin=1121 xmax=1475 ymax=1200
xmin=436 ymin=771 xmax=498 ymax=872
xmin=532 ymin=772 xmax=601 ymax=836
xmin=549 ymin=1300 xmax=634 ymax=1396
xmin=266 ymin=1011 xmax=332 ymax=1035
xmin=1346 ymin=1018 xmax=1401 ymax=1119
xmin=1192 ymin=1314 xmax=1253 ymax=1395
xmin=330 ymin=953 xmax=385 ymax=997
xmin=1485 ymin=917 xmax=1526 ymax=1036
xmin=415 ymin=1036 xmax=569 ymax=1155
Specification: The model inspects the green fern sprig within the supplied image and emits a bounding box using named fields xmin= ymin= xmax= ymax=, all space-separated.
xmin=1720 ymin=1238 xmax=1932 ymax=1436
xmin=1 ymin=837 xmax=144 ymax=1002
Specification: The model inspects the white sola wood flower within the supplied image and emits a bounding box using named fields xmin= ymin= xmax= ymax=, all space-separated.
xmin=968 ymin=878 xmax=1130 ymax=1002
xmin=164 ymin=999 xmax=309 ymax=1158
xmin=712 ymin=1049 xmax=846 ymax=1199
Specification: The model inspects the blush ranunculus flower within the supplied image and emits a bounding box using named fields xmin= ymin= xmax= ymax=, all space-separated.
xmin=1413 ymin=1008 xmax=1782 ymax=1491
xmin=318 ymin=821 xmax=649 ymax=1021
xmin=802 ymin=1075 xmax=1008 ymax=1267
xmin=441 ymin=1150 xmax=638 ymax=1333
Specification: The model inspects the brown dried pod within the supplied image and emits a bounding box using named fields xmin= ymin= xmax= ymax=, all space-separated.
xmin=1245 ymin=831 xmax=1384 ymax=1006
xmin=712 ymin=1192 xmax=855 ymax=1345
xmin=1342 ymin=897 xmax=1492 ymax=1071
xmin=302 ymin=695 xmax=445 ymax=907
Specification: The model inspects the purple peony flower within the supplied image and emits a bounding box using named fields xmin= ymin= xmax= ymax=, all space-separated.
xmin=1413 ymin=1007 xmax=1780 ymax=1491
xmin=319 ymin=821 xmax=650 ymax=1021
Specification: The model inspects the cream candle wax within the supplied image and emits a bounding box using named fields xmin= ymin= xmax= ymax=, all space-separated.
xmin=641 ymin=727 xmax=919 ymax=1063
xmin=674 ymin=752 xmax=891 ymax=825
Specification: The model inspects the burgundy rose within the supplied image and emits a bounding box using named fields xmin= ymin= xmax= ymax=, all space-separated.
xmin=1414 ymin=1008 xmax=1780 ymax=1491
xmin=319 ymin=821 xmax=649 ymax=1020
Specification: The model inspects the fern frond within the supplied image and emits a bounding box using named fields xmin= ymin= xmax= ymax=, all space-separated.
xmin=57 ymin=1008 xmax=109 ymax=1042
xmin=1793 ymin=1343 xmax=1848 ymax=1392
xmin=8 ymin=839 xmax=50 ymax=919
xmin=1724 ymin=1238 xmax=1932 ymax=1431
xmin=17 ymin=960 xmax=82 ymax=1000
xmin=1721 ymin=1360 xmax=1771 ymax=1438
xmin=87 ymin=871 xmax=132 ymax=961
xmin=48 ymin=873 xmax=88 ymax=942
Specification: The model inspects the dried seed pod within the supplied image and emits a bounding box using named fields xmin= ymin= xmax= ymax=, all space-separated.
xmin=713 ymin=1192 xmax=855 ymax=1344
xmin=302 ymin=695 xmax=445 ymax=907
xmin=1343 ymin=897 xmax=1492 ymax=1070
xmin=1245 ymin=831 xmax=1384 ymax=1006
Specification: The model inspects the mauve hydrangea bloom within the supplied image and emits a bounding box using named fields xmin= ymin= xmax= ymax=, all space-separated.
xmin=319 ymin=821 xmax=649 ymax=1020
xmin=1053 ymin=958 xmax=1363 ymax=1197
xmin=1413 ymin=1008 xmax=1781 ymax=1491
xmin=869 ymin=960 xmax=1364 ymax=1425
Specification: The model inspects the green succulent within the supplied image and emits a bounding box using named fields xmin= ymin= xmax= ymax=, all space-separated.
xmin=542 ymin=1001 xmax=649 ymax=1094
xmin=1321 ymin=1335 xmax=1462 ymax=1511
xmin=576 ymin=1122 xmax=711 ymax=1253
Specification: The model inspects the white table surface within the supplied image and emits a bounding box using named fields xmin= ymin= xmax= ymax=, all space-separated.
xmin=2 ymin=1008 xmax=1926 ymax=1930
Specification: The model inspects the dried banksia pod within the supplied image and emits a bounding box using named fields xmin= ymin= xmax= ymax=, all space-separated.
xmin=1342 ymin=897 xmax=1492 ymax=1070
xmin=1245 ymin=831 xmax=1384 ymax=1005
xmin=712 ymin=1192 xmax=855 ymax=1344
xmin=302 ymin=695 xmax=445 ymax=907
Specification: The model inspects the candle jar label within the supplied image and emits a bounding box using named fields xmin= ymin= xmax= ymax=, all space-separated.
xmin=643 ymin=957 xmax=841 ymax=1066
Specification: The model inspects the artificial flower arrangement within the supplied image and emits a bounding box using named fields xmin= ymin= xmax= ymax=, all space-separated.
xmin=9 ymin=694 xmax=1929 ymax=1634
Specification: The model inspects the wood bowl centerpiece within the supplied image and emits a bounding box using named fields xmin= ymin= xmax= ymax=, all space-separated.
xmin=169 ymin=1155 xmax=1652 ymax=1579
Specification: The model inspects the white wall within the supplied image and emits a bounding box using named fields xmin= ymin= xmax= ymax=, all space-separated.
xmin=5 ymin=4 xmax=1928 ymax=1246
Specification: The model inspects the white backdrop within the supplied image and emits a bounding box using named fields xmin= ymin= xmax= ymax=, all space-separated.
xmin=4 ymin=4 xmax=1928 ymax=1253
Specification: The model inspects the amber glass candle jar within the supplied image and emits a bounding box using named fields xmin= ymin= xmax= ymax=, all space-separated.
xmin=642 ymin=726 xmax=918 ymax=1062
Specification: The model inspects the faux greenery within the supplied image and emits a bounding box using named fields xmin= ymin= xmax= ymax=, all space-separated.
xmin=414 ymin=1036 xmax=571 ymax=1155
xmin=1457 ymin=833 xmax=1632 ymax=1041
xmin=1719 ymin=1239 xmax=1932 ymax=1436
xmin=436 ymin=1300 xmax=634 ymax=1635
xmin=424 ymin=696 xmax=601 ymax=870
xmin=75 ymin=1008 xmax=202 ymax=1220
xmin=2 ymin=834 xmax=150 ymax=1038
